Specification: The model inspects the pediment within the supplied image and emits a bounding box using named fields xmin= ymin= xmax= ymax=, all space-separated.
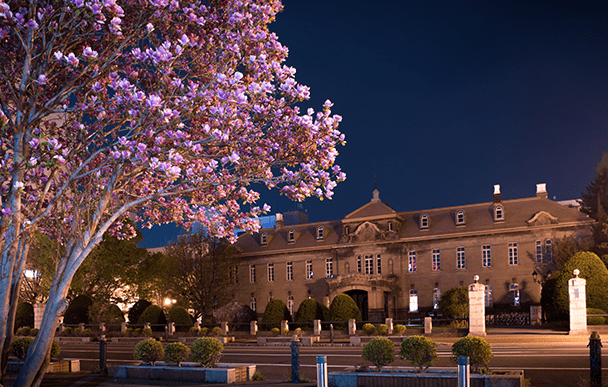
xmin=353 ymin=221 xmax=382 ymax=242
xmin=526 ymin=211 xmax=558 ymax=226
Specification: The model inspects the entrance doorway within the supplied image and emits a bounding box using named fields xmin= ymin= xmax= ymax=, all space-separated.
xmin=345 ymin=289 xmax=368 ymax=321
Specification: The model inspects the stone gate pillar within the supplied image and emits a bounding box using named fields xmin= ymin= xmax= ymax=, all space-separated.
xmin=468 ymin=275 xmax=486 ymax=336
xmin=569 ymin=269 xmax=587 ymax=335
xmin=34 ymin=303 xmax=46 ymax=329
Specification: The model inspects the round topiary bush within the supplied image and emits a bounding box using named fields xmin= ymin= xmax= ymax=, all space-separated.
xmin=393 ymin=324 xmax=406 ymax=335
xmin=133 ymin=338 xmax=164 ymax=365
xmin=10 ymin=337 xmax=34 ymax=361
xmin=50 ymin=339 xmax=61 ymax=359
xmin=211 ymin=327 xmax=222 ymax=336
xmin=128 ymin=299 xmax=152 ymax=326
xmin=328 ymin=294 xmax=361 ymax=328
xmin=587 ymin=308 xmax=607 ymax=325
xmin=213 ymin=302 xmax=257 ymax=331
xmin=362 ymin=323 xmax=376 ymax=335
xmin=377 ymin=324 xmax=389 ymax=336
xmin=191 ymin=337 xmax=224 ymax=367
xmin=553 ymin=252 xmax=608 ymax=316
xmin=262 ymin=299 xmax=291 ymax=329
xmin=164 ymin=342 xmax=191 ymax=365
xmin=400 ymin=335 xmax=438 ymax=373
xmin=63 ymin=295 xmax=94 ymax=324
xmin=294 ymin=298 xmax=325 ymax=323
xmin=15 ymin=302 xmax=34 ymax=331
xmin=168 ymin=306 xmax=193 ymax=332
xmin=137 ymin=305 xmax=167 ymax=331
xmin=16 ymin=327 xmax=30 ymax=336
xmin=451 ymin=336 xmax=493 ymax=372
xmin=104 ymin=304 xmax=126 ymax=324
xmin=438 ymin=287 xmax=469 ymax=319
xmin=361 ymin=337 xmax=395 ymax=371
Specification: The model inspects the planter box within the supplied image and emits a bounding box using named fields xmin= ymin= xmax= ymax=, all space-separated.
xmin=329 ymin=369 xmax=524 ymax=387
xmin=7 ymin=360 xmax=80 ymax=374
xmin=108 ymin=363 xmax=254 ymax=384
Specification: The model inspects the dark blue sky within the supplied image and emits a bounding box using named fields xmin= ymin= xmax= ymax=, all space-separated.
xmin=141 ymin=1 xmax=608 ymax=247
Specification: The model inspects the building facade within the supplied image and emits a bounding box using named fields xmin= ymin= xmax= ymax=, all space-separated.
xmin=234 ymin=184 xmax=593 ymax=321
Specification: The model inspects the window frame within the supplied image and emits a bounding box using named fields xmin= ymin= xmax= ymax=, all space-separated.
xmin=267 ymin=262 xmax=274 ymax=282
xmin=288 ymin=229 xmax=295 ymax=242
xmin=482 ymin=244 xmax=491 ymax=267
xmin=249 ymin=264 xmax=256 ymax=283
xmin=325 ymin=257 xmax=333 ymax=278
xmin=316 ymin=225 xmax=325 ymax=240
xmin=364 ymin=254 xmax=374 ymax=274
xmin=535 ymin=240 xmax=543 ymax=263
xmin=432 ymin=249 xmax=441 ymax=271
xmin=433 ymin=288 xmax=441 ymax=310
xmin=457 ymin=246 xmax=466 ymax=269
xmin=420 ymin=213 xmax=430 ymax=229
xmin=286 ymin=261 xmax=293 ymax=281
xmin=408 ymin=251 xmax=417 ymax=272
xmin=494 ymin=205 xmax=505 ymax=221
xmin=409 ymin=289 xmax=418 ymax=312
xmin=508 ymin=242 xmax=518 ymax=265
xmin=250 ymin=297 xmax=257 ymax=312
xmin=305 ymin=259 xmax=313 ymax=279
xmin=260 ymin=232 xmax=268 ymax=246
xmin=545 ymin=239 xmax=553 ymax=263
xmin=456 ymin=209 xmax=465 ymax=225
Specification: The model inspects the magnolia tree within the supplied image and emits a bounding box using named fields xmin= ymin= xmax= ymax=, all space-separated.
xmin=0 ymin=0 xmax=345 ymax=385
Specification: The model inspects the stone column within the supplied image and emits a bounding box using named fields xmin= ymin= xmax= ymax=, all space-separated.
xmin=384 ymin=318 xmax=393 ymax=334
xmin=168 ymin=322 xmax=175 ymax=336
xmin=313 ymin=319 xmax=321 ymax=336
xmin=250 ymin=320 xmax=258 ymax=336
xmin=120 ymin=322 xmax=127 ymax=334
xmin=33 ymin=303 xmax=46 ymax=329
xmin=280 ymin=320 xmax=289 ymax=333
xmin=348 ymin=319 xmax=356 ymax=335
xmin=468 ymin=275 xmax=486 ymax=336
xmin=424 ymin=317 xmax=432 ymax=334
xmin=569 ymin=269 xmax=587 ymax=335
xmin=221 ymin=321 xmax=229 ymax=336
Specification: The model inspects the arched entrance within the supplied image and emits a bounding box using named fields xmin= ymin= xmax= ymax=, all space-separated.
xmin=346 ymin=289 xmax=368 ymax=321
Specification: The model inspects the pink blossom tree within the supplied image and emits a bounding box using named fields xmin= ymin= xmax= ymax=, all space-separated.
xmin=0 ymin=0 xmax=345 ymax=385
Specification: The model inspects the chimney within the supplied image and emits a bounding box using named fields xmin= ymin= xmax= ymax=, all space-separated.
xmin=275 ymin=213 xmax=284 ymax=229
xmin=536 ymin=183 xmax=547 ymax=198
xmin=493 ymin=184 xmax=501 ymax=203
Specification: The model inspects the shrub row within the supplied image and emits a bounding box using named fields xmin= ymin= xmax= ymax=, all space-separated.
xmin=133 ymin=337 xmax=223 ymax=367
xmin=10 ymin=338 xmax=60 ymax=361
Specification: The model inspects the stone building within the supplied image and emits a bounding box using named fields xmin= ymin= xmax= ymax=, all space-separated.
xmin=234 ymin=184 xmax=593 ymax=321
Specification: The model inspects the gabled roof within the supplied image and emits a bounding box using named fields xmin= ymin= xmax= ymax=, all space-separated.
xmin=343 ymin=189 xmax=397 ymax=220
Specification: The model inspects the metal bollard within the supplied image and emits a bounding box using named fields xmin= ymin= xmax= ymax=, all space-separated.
xmin=99 ymin=334 xmax=107 ymax=374
xmin=316 ymin=355 xmax=328 ymax=387
xmin=457 ymin=356 xmax=470 ymax=387
xmin=589 ymin=331 xmax=602 ymax=387
xmin=291 ymin=339 xmax=300 ymax=382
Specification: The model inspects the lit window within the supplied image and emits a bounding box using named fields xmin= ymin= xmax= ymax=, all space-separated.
xmin=433 ymin=288 xmax=441 ymax=309
xmin=494 ymin=205 xmax=504 ymax=221
xmin=250 ymin=297 xmax=257 ymax=312
xmin=267 ymin=263 xmax=274 ymax=282
xmin=364 ymin=254 xmax=374 ymax=274
xmin=432 ymin=249 xmax=441 ymax=271
xmin=316 ymin=226 xmax=325 ymax=240
xmin=510 ymin=283 xmax=520 ymax=306
xmin=456 ymin=210 xmax=465 ymax=225
xmin=482 ymin=245 xmax=491 ymax=267
xmin=306 ymin=259 xmax=313 ymax=279
xmin=535 ymin=240 xmax=543 ymax=263
xmin=457 ymin=247 xmax=466 ymax=269
xmin=249 ymin=264 xmax=256 ymax=283
xmin=325 ymin=258 xmax=333 ymax=277
xmin=377 ymin=254 xmax=382 ymax=274
xmin=286 ymin=261 xmax=293 ymax=281
xmin=420 ymin=213 xmax=429 ymax=229
xmin=288 ymin=229 xmax=295 ymax=242
xmin=408 ymin=251 xmax=417 ymax=272
xmin=261 ymin=232 xmax=267 ymax=246
xmin=287 ymin=296 xmax=294 ymax=315
xmin=409 ymin=289 xmax=418 ymax=312
xmin=485 ymin=285 xmax=493 ymax=308
xmin=508 ymin=243 xmax=518 ymax=265
xmin=357 ymin=255 xmax=362 ymax=273
xmin=545 ymin=239 xmax=553 ymax=263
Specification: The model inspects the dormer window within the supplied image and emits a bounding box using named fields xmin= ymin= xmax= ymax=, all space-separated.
xmin=316 ymin=225 xmax=325 ymax=240
xmin=456 ymin=210 xmax=465 ymax=225
xmin=388 ymin=221 xmax=394 ymax=232
xmin=420 ymin=213 xmax=429 ymax=229
xmin=494 ymin=205 xmax=505 ymax=221
xmin=260 ymin=232 xmax=267 ymax=246
xmin=288 ymin=229 xmax=295 ymax=242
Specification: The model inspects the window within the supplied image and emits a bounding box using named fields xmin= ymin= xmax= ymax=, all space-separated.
xmin=485 ymin=285 xmax=493 ymax=308
xmin=306 ymin=259 xmax=313 ymax=279
xmin=456 ymin=210 xmax=465 ymax=225
xmin=432 ymin=249 xmax=441 ymax=271
xmin=388 ymin=221 xmax=393 ymax=232
xmin=545 ymin=239 xmax=553 ymax=263
xmin=260 ymin=232 xmax=267 ymax=246
xmin=376 ymin=254 xmax=382 ymax=274
xmin=357 ymin=255 xmax=362 ymax=273
xmin=364 ymin=254 xmax=374 ymax=274
xmin=268 ymin=292 xmax=274 ymax=301
xmin=457 ymin=247 xmax=466 ymax=269
xmin=408 ymin=251 xmax=417 ymax=272
xmin=420 ymin=213 xmax=429 ymax=229
xmin=287 ymin=296 xmax=294 ymax=315
xmin=482 ymin=245 xmax=491 ymax=267
xmin=250 ymin=297 xmax=257 ymax=312
xmin=249 ymin=264 xmax=256 ymax=283
xmin=267 ymin=263 xmax=274 ymax=282
xmin=325 ymin=258 xmax=333 ymax=277
xmin=231 ymin=266 xmax=239 ymax=284
xmin=288 ymin=229 xmax=295 ymax=242
xmin=316 ymin=225 xmax=324 ymax=240
xmin=508 ymin=243 xmax=518 ymax=265
xmin=433 ymin=288 xmax=441 ymax=309
xmin=510 ymin=283 xmax=520 ymax=306
xmin=409 ymin=289 xmax=418 ymax=312
xmin=535 ymin=240 xmax=543 ymax=263
xmin=494 ymin=205 xmax=504 ymax=221
xmin=286 ymin=261 xmax=293 ymax=281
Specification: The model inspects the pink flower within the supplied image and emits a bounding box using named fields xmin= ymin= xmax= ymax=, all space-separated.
xmin=37 ymin=75 xmax=47 ymax=85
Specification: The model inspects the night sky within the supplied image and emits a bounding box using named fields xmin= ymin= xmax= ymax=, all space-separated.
xmin=141 ymin=1 xmax=608 ymax=248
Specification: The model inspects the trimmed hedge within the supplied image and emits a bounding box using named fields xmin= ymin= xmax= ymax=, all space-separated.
xmin=168 ymin=306 xmax=193 ymax=331
xmin=133 ymin=338 xmax=164 ymax=365
xmin=587 ymin=308 xmax=607 ymax=325
xmin=128 ymin=299 xmax=152 ymax=325
xmin=451 ymin=336 xmax=493 ymax=372
xmin=137 ymin=305 xmax=167 ymax=331
xmin=165 ymin=342 xmax=190 ymax=365
xmin=64 ymin=295 xmax=93 ymax=324
xmin=328 ymin=294 xmax=361 ymax=325
xmin=15 ymin=302 xmax=34 ymax=331
xmin=191 ymin=337 xmax=223 ymax=367
xmin=362 ymin=337 xmax=395 ymax=371
xmin=400 ymin=336 xmax=438 ymax=373
xmin=294 ymin=298 xmax=326 ymax=322
xmin=262 ymin=299 xmax=291 ymax=328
